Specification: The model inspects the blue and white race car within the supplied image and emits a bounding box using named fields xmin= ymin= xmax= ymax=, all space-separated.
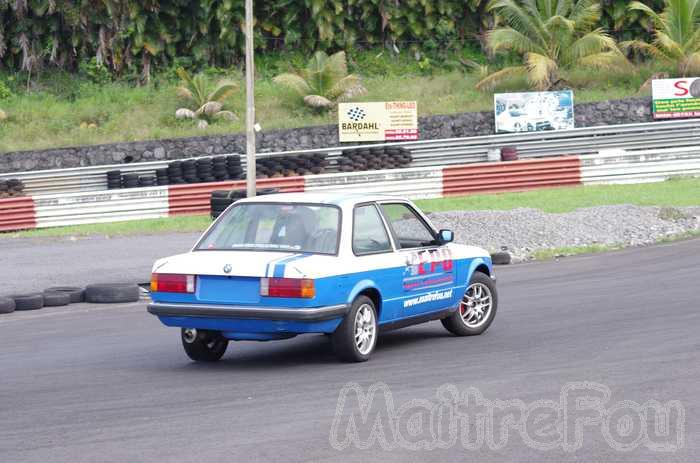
xmin=148 ymin=192 xmax=497 ymax=362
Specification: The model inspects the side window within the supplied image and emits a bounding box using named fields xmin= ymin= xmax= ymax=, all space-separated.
xmin=353 ymin=205 xmax=392 ymax=254
xmin=380 ymin=203 xmax=435 ymax=249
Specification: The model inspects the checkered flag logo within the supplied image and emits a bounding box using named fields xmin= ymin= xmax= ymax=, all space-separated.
xmin=346 ymin=107 xmax=366 ymax=121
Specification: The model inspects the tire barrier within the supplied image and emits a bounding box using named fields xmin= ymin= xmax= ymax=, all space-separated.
xmin=337 ymin=147 xmax=412 ymax=172
xmin=45 ymin=286 xmax=85 ymax=303
xmin=0 ymin=178 xmax=25 ymax=198
xmin=85 ymin=283 xmax=140 ymax=303
xmin=169 ymin=176 xmax=304 ymax=216
xmin=490 ymin=252 xmax=512 ymax=266
xmin=43 ymin=291 xmax=72 ymax=307
xmin=0 ymin=297 xmax=15 ymax=314
xmin=2 ymin=150 xmax=700 ymax=232
xmin=106 ymin=155 xmax=245 ymax=189
xmin=256 ymin=153 xmax=328 ymax=178
xmin=0 ymin=284 xmax=142 ymax=316
xmin=10 ymin=293 xmax=44 ymax=311
xmin=210 ymin=188 xmax=280 ymax=219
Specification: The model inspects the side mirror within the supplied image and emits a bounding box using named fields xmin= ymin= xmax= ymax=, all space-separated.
xmin=438 ymin=229 xmax=454 ymax=244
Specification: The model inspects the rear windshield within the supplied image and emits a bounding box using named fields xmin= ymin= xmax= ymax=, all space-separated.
xmin=196 ymin=203 xmax=341 ymax=254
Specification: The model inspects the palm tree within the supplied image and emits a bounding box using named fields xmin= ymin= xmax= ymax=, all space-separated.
xmin=626 ymin=0 xmax=700 ymax=76
xmin=477 ymin=0 xmax=628 ymax=91
xmin=174 ymin=68 xmax=238 ymax=129
xmin=273 ymin=51 xmax=366 ymax=109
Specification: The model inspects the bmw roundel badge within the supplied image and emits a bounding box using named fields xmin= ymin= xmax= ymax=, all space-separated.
xmin=223 ymin=264 xmax=232 ymax=274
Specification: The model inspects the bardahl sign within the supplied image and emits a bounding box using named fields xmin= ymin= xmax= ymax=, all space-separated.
xmin=338 ymin=101 xmax=418 ymax=142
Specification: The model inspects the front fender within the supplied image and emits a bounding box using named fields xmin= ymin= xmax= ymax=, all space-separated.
xmin=466 ymin=256 xmax=494 ymax=283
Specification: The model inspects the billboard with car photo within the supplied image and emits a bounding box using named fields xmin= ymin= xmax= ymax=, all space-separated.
xmin=494 ymin=90 xmax=574 ymax=134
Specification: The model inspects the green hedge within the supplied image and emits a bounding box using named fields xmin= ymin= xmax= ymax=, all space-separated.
xmin=0 ymin=0 xmax=665 ymax=79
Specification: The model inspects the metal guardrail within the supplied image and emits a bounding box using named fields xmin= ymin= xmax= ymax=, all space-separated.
xmin=580 ymin=146 xmax=700 ymax=184
xmin=2 ymin=119 xmax=700 ymax=196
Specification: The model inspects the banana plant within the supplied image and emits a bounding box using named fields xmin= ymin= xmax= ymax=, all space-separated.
xmin=174 ymin=68 xmax=238 ymax=129
xmin=273 ymin=51 xmax=366 ymax=109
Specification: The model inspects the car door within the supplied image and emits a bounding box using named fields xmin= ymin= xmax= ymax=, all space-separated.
xmin=349 ymin=203 xmax=407 ymax=323
xmin=377 ymin=201 xmax=456 ymax=316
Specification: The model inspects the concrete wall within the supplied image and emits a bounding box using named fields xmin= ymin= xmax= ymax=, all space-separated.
xmin=0 ymin=96 xmax=653 ymax=174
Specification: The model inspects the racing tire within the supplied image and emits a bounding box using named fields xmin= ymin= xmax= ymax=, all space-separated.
xmin=45 ymin=286 xmax=85 ymax=303
xmin=441 ymin=271 xmax=497 ymax=336
xmin=0 ymin=297 xmax=15 ymax=314
xmin=181 ymin=329 xmax=228 ymax=362
xmin=11 ymin=293 xmax=44 ymax=311
xmin=332 ymin=296 xmax=378 ymax=362
xmin=42 ymin=291 xmax=71 ymax=307
xmin=85 ymin=283 xmax=140 ymax=303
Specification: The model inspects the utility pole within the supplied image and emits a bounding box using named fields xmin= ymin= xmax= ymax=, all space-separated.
xmin=244 ymin=0 xmax=256 ymax=197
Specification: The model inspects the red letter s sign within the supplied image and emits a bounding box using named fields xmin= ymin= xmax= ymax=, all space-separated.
xmin=674 ymin=80 xmax=689 ymax=96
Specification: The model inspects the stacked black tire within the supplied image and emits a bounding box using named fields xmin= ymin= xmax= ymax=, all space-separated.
xmin=255 ymin=154 xmax=327 ymax=179
xmin=0 ymin=287 xmax=84 ymax=314
xmin=107 ymin=170 xmax=123 ymax=189
xmin=337 ymin=146 xmax=413 ymax=172
xmin=0 ymin=178 xmax=25 ymax=198
xmin=106 ymin=155 xmax=244 ymax=189
xmin=0 ymin=284 xmax=141 ymax=315
xmin=167 ymin=161 xmax=186 ymax=184
xmin=210 ymin=187 xmax=280 ymax=219
xmin=155 ymin=168 xmax=169 ymax=186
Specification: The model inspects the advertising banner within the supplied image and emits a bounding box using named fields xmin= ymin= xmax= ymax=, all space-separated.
xmin=651 ymin=78 xmax=700 ymax=119
xmin=494 ymin=90 xmax=574 ymax=133
xmin=338 ymin=101 xmax=418 ymax=142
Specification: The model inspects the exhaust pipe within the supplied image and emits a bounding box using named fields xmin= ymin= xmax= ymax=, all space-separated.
xmin=182 ymin=328 xmax=198 ymax=344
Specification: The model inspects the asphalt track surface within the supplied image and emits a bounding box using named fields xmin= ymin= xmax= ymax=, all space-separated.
xmin=1 ymin=237 xmax=699 ymax=462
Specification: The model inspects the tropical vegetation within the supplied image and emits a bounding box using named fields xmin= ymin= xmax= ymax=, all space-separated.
xmin=625 ymin=0 xmax=700 ymax=76
xmin=476 ymin=0 xmax=629 ymax=90
xmin=0 ymin=0 xmax=668 ymax=80
xmin=273 ymin=51 xmax=365 ymax=109
xmin=1 ymin=0 xmax=699 ymax=152
xmin=174 ymin=68 xmax=237 ymax=129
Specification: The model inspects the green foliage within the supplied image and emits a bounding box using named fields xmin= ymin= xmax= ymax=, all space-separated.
xmin=79 ymin=58 xmax=111 ymax=85
xmin=174 ymin=68 xmax=238 ymax=129
xmin=273 ymin=51 xmax=366 ymax=109
xmin=0 ymin=81 xmax=12 ymax=100
xmin=477 ymin=0 xmax=630 ymax=91
xmin=624 ymin=0 xmax=700 ymax=76
xmin=0 ymin=0 xmax=678 ymax=83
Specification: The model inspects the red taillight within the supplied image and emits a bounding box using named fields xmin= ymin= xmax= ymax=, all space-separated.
xmin=260 ymin=278 xmax=315 ymax=298
xmin=151 ymin=274 xmax=196 ymax=293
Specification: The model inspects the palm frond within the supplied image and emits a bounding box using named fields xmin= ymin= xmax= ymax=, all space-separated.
xmin=327 ymin=74 xmax=362 ymax=100
xmin=197 ymin=101 xmax=223 ymax=116
xmin=213 ymin=110 xmax=238 ymax=121
xmin=475 ymin=65 xmax=528 ymax=91
xmin=175 ymin=86 xmax=194 ymax=102
xmin=273 ymin=73 xmax=312 ymax=96
xmin=208 ymin=80 xmax=238 ymax=103
xmin=486 ymin=27 xmax=543 ymax=55
xmin=525 ymin=53 xmax=558 ymax=90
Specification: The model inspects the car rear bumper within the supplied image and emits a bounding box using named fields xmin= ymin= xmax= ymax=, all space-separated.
xmin=147 ymin=301 xmax=349 ymax=321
